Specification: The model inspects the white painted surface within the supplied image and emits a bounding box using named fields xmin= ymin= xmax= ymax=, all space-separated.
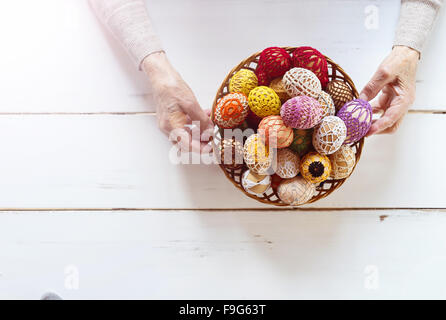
xmin=0 ymin=113 xmax=442 ymax=209
xmin=0 ymin=0 xmax=443 ymax=112
xmin=0 ymin=0 xmax=445 ymax=300
xmin=2 ymin=210 xmax=446 ymax=300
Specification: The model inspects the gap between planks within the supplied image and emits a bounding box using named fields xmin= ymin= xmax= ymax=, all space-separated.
xmin=0 ymin=110 xmax=444 ymax=116
xmin=0 ymin=207 xmax=445 ymax=213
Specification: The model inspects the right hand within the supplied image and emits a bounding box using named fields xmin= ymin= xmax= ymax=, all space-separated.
xmin=142 ymin=52 xmax=213 ymax=153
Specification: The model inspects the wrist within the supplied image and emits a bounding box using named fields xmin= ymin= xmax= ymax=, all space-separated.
xmin=392 ymin=45 xmax=420 ymax=61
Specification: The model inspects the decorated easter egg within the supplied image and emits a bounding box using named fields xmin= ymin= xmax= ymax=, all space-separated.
xmin=277 ymin=176 xmax=316 ymax=205
xmin=300 ymin=152 xmax=332 ymax=184
xmin=312 ymin=116 xmax=347 ymax=155
xmin=269 ymin=77 xmax=291 ymax=104
xmin=255 ymin=66 xmax=270 ymax=86
xmin=292 ymin=46 xmax=329 ymax=88
xmin=229 ymin=69 xmax=258 ymax=96
xmin=213 ymin=92 xmax=249 ymax=128
xmin=241 ymin=170 xmax=271 ymax=196
xmin=318 ymin=91 xmax=336 ymax=118
xmin=243 ymin=133 xmax=272 ymax=174
xmin=337 ymin=99 xmax=372 ymax=144
xmin=280 ymin=96 xmax=323 ymax=129
xmin=219 ymin=137 xmax=244 ymax=169
xmin=258 ymin=115 xmax=293 ymax=148
xmin=289 ymin=128 xmax=313 ymax=156
xmin=326 ymin=80 xmax=354 ymax=111
xmin=282 ymin=67 xmax=322 ymax=99
xmin=257 ymin=47 xmax=292 ymax=79
xmin=329 ymin=145 xmax=356 ymax=180
xmin=275 ymin=148 xmax=300 ymax=179
xmin=248 ymin=86 xmax=281 ymax=118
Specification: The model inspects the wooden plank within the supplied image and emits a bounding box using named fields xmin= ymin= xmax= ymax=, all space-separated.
xmin=0 ymin=113 xmax=443 ymax=209
xmin=0 ymin=0 xmax=443 ymax=113
xmin=1 ymin=209 xmax=446 ymax=299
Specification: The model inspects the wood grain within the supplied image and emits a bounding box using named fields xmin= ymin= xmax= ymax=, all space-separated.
xmin=0 ymin=113 xmax=442 ymax=209
xmin=1 ymin=209 xmax=446 ymax=299
xmin=0 ymin=0 xmax=443 ymax=113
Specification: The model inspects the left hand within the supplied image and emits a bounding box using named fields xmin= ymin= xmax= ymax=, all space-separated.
xmin=359 ymin=45 xmax=419 ymax=136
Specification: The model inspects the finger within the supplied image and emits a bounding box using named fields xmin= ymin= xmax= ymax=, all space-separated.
xmin=367 ymin=103 xmax=404 ymax=136
xmin=204 ymin=108 xmax=212 ymax=117
xmin=377 ymin=118 xmax=403 ymax=135
xmin=183 ymin=102 xmax=213 ymax=133
xmin=359 ymin=68 xmax=394 ymax=101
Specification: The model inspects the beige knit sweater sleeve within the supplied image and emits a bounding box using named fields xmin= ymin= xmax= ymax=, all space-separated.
xmin=394 ymin=0 xmax=443 ymax=53
xmin=88 ymin=0 xmax=164 ymax=70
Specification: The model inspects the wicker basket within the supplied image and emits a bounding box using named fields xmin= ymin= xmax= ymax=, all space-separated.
xmin=211 ymin=47 xmax=363 ymax=206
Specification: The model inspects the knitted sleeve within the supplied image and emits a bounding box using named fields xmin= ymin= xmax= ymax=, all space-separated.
xmin=394 ymin=0 xmax=444 ymax=53
xmin=88 ymin=0 xmax=164 ymax=70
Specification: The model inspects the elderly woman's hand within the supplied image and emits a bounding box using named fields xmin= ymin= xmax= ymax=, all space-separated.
xmin=142 ymin=52 xmax=213 ymax=153
xmin=360 ymin=45 xmax=419 ymax=136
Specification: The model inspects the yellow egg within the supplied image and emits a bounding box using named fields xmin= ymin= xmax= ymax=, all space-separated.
xmin=300 ymin=152 xmax=331 ymax=184
xmin=229 ymin=69 xmax=258 ymax=96
xmin=243 ymin=134 xmax=272 ymax=174
xmin=248 ymin=86 xmax=281 ymax=118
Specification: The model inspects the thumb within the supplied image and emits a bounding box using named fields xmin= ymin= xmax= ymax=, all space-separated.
xmin=359 ymin=68 xmax=393 ymax=101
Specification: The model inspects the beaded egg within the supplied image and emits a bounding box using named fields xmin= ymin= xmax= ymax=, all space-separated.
xmin=282 ymin=67 xmax=322 ymax=99
xmin=229 ymin=69 xmax=258 ymax=97
xmin=258 ymin=115 xmax=293 ymax=148
xmin=218 ymin=137 xmax=244 ymax=169
xmin=241 ymin=170 xmax=271 ymax=196
xmin=300 ymin=152 xmax=332 ymax=184
xmin=257 ymin=47 xmax=292 ymax=79
xmin=337 ymin=99 xmax=372 ymax=144
xmin=318 ymin=91 xmax=336 ymax=118
xmin=326 ymin=80 xmax=354 ymax=111
xmin=277 ymin=176 xmax=316 ymax=206
xmin=269 ymin=77 xmax=291 ymax=104
xmin=292 ymin=46 xmax=329 ymax=88
xmin=243 ymin=133 xmax=272 ymax=174
xmin=213 ymin=92 xmax=249 ymax=128
xmin=280 ymin=96 xmax=323 ymax=129
xmin=275 ymin=148 xmax=300 ymax=179
xmin=289 ymin=128 xmax=313 ymax=156
xmin=329 ymin=145 xmax=356 ymax=180
xmin=248 ymin=86 xmax=281 ymax=118
xmin=312 ymin=116 xmax=347 ymax=155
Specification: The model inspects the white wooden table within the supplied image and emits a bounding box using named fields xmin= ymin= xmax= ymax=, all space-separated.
xmin=0 ymin=0 xmax=445 ymax=299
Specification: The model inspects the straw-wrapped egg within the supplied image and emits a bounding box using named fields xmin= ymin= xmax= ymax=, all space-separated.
xmin=318 ymin=91 xmax=336 ymax=118
xmin=241 ymin=170 xmax=271 ymax=196
xmin=229 ymin=69 xmax=258 ymax=96
xmin=300 ymin=152 xmax=332 ymax=184
xmin=275 ymin=148 xmax=300 ymax=179
xmin=218 ymin=137 xmax=244 ymax=169
xmin=277 ymin=176 xmax=315 ymax=205
xmin=282 ymin=67 xmax=322 ymax=99
xmin=243 ymin=134 xmax=272 ymax=174
xmin=289 ymin=128 xmax=313 ymax=156
xmin=213 ymin=92 xmax=249 ymax=128
xmin=312 ymin=116 xmax=347 ymax=155
xmin=269 ymin=77 xmax=291 ymax=104
xmin=292 ymin=46 xmax=329 ymax=88
xmin=326 ymin=80 xmax=354 ymax=111
xmin=248 ymin=86 xmax=281 ymax=118
xmin=280 ymin=96 xmax=323 ymax=129
xmin=258 ymin=115 xmax=293 ymax=148
xmin=257 ymin=47 xmax=292 ymax=79
xmin=329 ymin=145 xmax=356 ymax=180
xmin=337 ymin=99 xmax=372 ymax=144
